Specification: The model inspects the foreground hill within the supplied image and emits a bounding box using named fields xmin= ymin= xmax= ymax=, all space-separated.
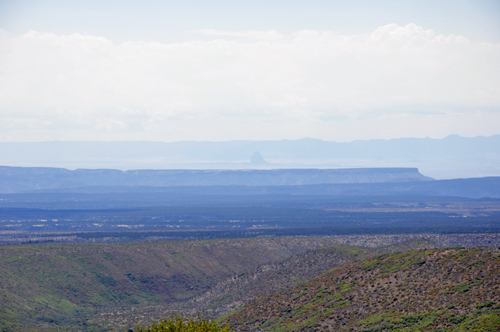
xmin=94 ymin=239 xmax=439 ymax=330
xmin=223 ymin=247 xmax=500 ymax=331
xmin=0 ymin=237 xmax=346 ymax=331
xmin=2 ymin=236 xmax=498 ymax=331
xmin=190 ymin=240 xmax=439 ymax=317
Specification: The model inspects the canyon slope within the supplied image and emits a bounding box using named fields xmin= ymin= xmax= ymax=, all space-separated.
xmin=223 ymin=246 xmax=500 ymax=331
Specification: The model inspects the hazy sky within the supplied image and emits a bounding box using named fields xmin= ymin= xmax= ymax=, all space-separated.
xmin=1 ymin=0 xmax=499 ymax=142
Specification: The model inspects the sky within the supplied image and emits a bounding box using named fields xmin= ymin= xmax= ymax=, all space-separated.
xmin=0 ymin=0 xmax=499 ymax=142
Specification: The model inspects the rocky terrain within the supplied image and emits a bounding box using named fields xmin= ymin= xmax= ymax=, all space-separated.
xmin=91 ymin=239 xmax=440 ymax=330
xmin=1 ymin=234 xmax=499 ymax=331
xmin=223 ymin=246 xmax=500 ymax=331
xmin=0 ymin=236 xmax=350 ymax=331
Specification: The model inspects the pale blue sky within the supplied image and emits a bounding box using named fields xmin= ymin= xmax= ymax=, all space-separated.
xmin=0 ymin=1 xmax=499 ymax=142
xmin=2 ymin=0 xmax=499 ymax=42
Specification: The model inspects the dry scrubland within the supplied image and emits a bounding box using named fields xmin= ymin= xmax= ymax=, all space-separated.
xmin=0 ymin=235 xmax=499 ymax=331
xmin=94 ymin=238 xmax=440 ymax=330
xmin=223 ymin=247 xmax=500 ymax=331
xmin=0 ymin=236 xmax=355 ymax=330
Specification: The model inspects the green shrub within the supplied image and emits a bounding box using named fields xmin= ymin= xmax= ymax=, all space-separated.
xmin=453 ymin=280 xmax=483 ymax=293
xmin=477 ymin=301 xmax=496 ymax=309
xmin=134 ymin=315 xmax=230 ymax=332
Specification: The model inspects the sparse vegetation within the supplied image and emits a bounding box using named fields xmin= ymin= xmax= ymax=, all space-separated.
xmin=1 ymin=237 xmax=499 ymax=331
xmin=223 ymin=247 xmax=500 ymax=331
xmin=0 ymin=236 xmax=352 ymax=330
xmin=134 ymin=315 xmax=230 ymax=332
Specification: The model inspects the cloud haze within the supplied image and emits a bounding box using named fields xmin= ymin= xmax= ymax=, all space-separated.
xmin=0 ymin=24 xmax=499 ymax=141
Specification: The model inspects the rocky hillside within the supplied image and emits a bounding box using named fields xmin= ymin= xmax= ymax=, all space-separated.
xmin=0 ymin=236 xmax=349 ymax=331
xmin=189 ymin=240 xmax=439 ymax=317
xmin=2 ymin=236 xmax=498 ymax=331
xmin=223 ymin=247 xmax=500 ymax=331
xmin=88 ymin=239 xmax=439 ymax=330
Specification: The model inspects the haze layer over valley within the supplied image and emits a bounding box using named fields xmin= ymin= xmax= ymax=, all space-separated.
xmin=1 ymin=135 xmax=499 ymax=179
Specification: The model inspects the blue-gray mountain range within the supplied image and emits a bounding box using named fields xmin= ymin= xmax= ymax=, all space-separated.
xmin=0 ymin=135 xmax=499 ymax=179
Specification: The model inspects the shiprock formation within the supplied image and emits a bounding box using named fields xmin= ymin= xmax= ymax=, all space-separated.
xmin=222 ymin=247 xmax=500 ymax=331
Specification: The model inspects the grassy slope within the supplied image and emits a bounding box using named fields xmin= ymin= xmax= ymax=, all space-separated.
xmin=0 ymin=237 xmax=345 ymax=331
xmin=222 ymin=247 xmax=500 ymax=331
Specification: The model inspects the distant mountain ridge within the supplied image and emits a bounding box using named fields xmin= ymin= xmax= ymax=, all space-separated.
xmin=0 ymin=135 xmax=499 ymax=178
xmin=0 ymin=167 xmax=432 ymax=193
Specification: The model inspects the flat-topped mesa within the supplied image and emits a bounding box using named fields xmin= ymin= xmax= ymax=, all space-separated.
xmin=118 ymin=167 xmax=433 ymax=186
xmin=0 ymin=167 xmax=433 ymax=192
